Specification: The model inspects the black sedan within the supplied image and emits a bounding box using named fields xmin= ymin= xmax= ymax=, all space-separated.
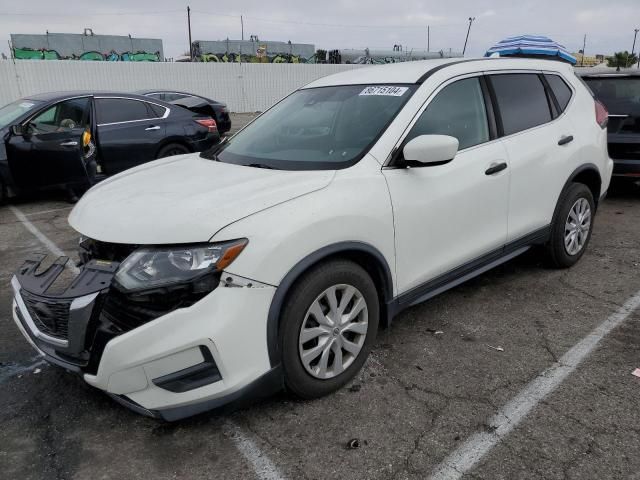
xmin=0 ymin=91 xmax=220 ymax=201
xmin=136 ymin=90 xmax=232 ymax=134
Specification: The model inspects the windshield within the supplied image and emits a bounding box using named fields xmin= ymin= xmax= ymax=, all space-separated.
xmin=208 ymin=84 xmax=416 ymax=170
xmin=0 ymin=99 xmax=41 ymax=129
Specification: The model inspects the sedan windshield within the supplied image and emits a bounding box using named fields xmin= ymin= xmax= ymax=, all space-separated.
xmin=0 ymin=99 xmax=41 ymax=129
xmin=208 ymin=84 xmax=416 ymax=170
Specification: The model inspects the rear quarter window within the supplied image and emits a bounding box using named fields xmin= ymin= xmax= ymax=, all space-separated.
xmin=489 ymin=73 xmax=553 ymax=136
xmin=545 ymin=74 xmax=573 ymax=113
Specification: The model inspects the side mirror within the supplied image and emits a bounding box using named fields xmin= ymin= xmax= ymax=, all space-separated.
xmin=10 ymin=124 xmax=26 ymax=136
xmin=403 ymin=134 xmax=459 ymax=166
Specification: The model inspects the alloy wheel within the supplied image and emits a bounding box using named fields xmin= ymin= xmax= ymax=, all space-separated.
xmin=298 ymin=284 xmax=368 ymax=380
xmin=564 ymin=197 xmax=591 ymax=256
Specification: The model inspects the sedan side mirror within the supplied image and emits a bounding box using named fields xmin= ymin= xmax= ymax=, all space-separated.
xmin=10 ymin=124 xmax=26 ymax=136
xmin=403 ymin=134 xmax=459 ymax=166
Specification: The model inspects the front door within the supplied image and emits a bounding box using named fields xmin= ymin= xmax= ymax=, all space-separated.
xmin=6 ymin=97 xmax=92 ymax=189
xmin=382 ymin=76 xmax=510 ymax=294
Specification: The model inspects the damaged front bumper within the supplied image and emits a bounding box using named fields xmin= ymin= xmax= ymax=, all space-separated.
xmin=12 ymin=254 xmax=118 ymax=372
xmin=11 ymin=254 xmax=280 ymax=420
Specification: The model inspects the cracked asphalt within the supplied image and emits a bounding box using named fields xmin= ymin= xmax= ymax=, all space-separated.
xmin=1 ymin=124 xmax=639 ymax=478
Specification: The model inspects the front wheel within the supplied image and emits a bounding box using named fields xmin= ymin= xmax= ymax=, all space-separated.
xmin=546 ymin=182 xmax=595 ymax=268
xmin=280 ymin=260 xmax=379 ymax=399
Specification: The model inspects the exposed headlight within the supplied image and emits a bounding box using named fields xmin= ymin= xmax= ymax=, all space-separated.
xmin=114 ymin=239 xmax=247 ymax=291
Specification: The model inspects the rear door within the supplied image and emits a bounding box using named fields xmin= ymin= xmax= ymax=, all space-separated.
xmin=487 ymin=72 xmax=577 ymax=241
xmin=95 ymin=97 xmax=168 ymax=175
xmin=583 ymin=75 xmax=640 ymax=168
xmin=6 ymin=97 xmax=91 ymax=189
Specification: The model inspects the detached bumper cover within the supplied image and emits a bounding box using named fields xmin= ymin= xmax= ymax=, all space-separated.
xmin=11 ymin=255 xmax=279 ymax=419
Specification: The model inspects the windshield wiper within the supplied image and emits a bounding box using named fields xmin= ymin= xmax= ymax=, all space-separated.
xmin=246 ymin=163 xmax=277 ymax=170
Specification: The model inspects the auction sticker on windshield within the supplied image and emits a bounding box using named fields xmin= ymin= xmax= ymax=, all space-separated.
xmin=359 ymin=86 xmax=408 ymax=96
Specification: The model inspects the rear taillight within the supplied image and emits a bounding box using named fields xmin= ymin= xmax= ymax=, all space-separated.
xmin=196 ymin=118 xmax=217 ymax=133
xmin=594 ymin=99 xmax=608 ymax=129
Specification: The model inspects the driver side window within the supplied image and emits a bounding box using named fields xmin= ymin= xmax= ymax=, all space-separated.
xmin=29 ymin=97 xmax=91 ymax=135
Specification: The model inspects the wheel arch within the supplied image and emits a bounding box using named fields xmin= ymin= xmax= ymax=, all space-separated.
xmin=265 ymin=241 xmax=394 ymax=367
xmin=154 ymin=138 xmax=193 ymax=158
xmin=566 ymin=164 xmax=602 ymax=207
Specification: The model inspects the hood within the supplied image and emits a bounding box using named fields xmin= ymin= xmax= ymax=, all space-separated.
xmin=69 ymin=154 xmax=335 ymax=244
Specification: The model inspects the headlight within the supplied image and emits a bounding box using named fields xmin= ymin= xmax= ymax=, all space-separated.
xmin=114 ymin=239 xmax=247 ymax=291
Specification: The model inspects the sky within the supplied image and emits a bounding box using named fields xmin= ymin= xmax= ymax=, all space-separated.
xmin=1 ymin=0 xmax=639 ymax=59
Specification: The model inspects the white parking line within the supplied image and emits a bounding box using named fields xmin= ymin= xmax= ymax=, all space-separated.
xmin=9 ymin=205 xmax=80 ymax=275
xmin=429 ymin=289 xmax=640 ymax=480
xmin=223 ymin=420 xmax=285 ymax=480
xmin=9 ymin=204 xmax=285 ymax=480
xmin=24 ymin=206 xmax=74 ymax=217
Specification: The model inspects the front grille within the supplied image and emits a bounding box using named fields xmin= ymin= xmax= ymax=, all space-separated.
xmin=21 ymin=291 xmax=72 ymax=339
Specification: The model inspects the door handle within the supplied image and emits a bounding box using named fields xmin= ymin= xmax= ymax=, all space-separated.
xmin=60 ymin=141 xmax=78 ymax=147
xmin=145 ymin=126 xmax=161 ymax=131
xmin=485 ymin=162 xmax=507 ymax=175
xmin=558 ymin=135 xmax=574 ymax=146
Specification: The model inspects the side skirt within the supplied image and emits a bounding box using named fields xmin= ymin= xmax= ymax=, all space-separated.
xmin=386 ymin=225 xmax=550 ymax=322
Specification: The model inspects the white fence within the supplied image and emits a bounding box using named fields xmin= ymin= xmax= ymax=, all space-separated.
xmin=0 ymin=60 xmax=365 ymax=113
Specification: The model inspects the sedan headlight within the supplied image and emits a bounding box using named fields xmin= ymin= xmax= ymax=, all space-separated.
xmin=114 ymin=239 xmax=247 ymax=291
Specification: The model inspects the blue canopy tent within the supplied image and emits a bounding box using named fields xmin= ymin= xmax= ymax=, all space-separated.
xmin=485 ymin=35 xmax=577 ymax=64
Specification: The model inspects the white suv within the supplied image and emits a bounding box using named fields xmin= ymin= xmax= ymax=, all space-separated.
xmin=12 ymin=58 xmax=613 ymax=420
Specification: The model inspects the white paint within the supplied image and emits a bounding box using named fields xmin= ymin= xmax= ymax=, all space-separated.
xmin=9 ymin=205 xmax=80 ymax=275
xmin=222 ymin=420 xmax=285 ymax=480
xmin=0 ymin=60 xmax=363 ymax=113
xmin=429 ymin=289 xmax=640 ymax=480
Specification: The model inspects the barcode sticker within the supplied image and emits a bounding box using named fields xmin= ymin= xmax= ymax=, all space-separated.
xmin=359 ymin=86 xmax=408 ymax=97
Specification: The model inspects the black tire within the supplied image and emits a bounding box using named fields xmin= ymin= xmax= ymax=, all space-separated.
xmin=0 ymin=177 xmax=5 ymax=205
xmin=156 ymin=143 xmax=190 ymax=159
xmin=280 ymin=259 xmax=379 ymax=399
xmin=546 ymin=182 xmax=595 ymax=268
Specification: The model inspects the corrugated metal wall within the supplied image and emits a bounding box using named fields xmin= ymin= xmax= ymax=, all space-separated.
xmin=0 ymin=60 xmax=364 ymax=112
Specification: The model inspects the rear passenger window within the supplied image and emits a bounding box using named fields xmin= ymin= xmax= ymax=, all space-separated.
xmin=96 ymin=98 xmax=152 ymax=124
xmin=406 ymin=77 xmax=489 ymax=150
xmin=489 ymin=74 xmax=552 ymax=135
xmin=545 ymin=74 xmax=573 ymax=112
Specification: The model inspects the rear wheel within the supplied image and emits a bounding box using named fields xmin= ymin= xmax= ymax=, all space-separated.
xmin=157 ymin=143 xmax=190 ymax=159
xmin=280 ymin=260 xmax=379 ymax=399
xmin=546 ymin=183 xmax=595 ymax=268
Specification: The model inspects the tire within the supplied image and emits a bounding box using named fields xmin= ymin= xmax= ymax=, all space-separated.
xmin=280 ymin=259 xmax=379 ymax=399
xmin=0 ymin=177 xmax=5 ymax=205
xmin=156 ymin=143 xmax=190 ymax=159
xmin=546 ymin=182 xmax=595 ymax=268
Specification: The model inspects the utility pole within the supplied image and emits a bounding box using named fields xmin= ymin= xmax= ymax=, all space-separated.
xmin=427 ymin=25 xmax=430 ymax=53
xmin=631 ymin=28 xmax=639 ymax=68
xmin=581 ymin=34 xmax=586 ymax=66
xmin=187 ymin=6 xmax=193 ymax=61
xmin=462 ymin=17 xmax=475 ymax=56
xmin=241 ymin=15 xmax=244 ymax=41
